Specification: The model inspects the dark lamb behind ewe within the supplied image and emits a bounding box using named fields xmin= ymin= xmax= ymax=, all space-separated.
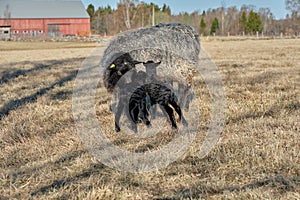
xmin=114 ymin=70 xmax=140 ymax=132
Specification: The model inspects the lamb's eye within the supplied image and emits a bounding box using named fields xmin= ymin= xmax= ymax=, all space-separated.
xmin=123 ymin=61 xmax=128 ymax=65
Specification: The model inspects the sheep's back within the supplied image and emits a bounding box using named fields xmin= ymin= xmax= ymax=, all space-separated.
xmin=100 ymin=23 xmax=200 ymax=87
xmin=100 ymin=23 xmax=199 ymax=68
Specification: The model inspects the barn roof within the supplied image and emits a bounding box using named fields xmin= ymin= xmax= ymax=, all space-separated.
xmin=0 ymin=0 xmax=89 ymax=19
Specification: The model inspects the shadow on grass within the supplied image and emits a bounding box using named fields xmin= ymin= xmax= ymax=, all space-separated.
xmin=228 ymin=98 xmax=300 ymax=125
xmin=29 ymin=158 xmax=299 ymax=199
xmin=30 ymin=163 xmax=105 ymax=197
xmin=29 ymin=149 xmax=135 ymax=197
xmin=4 ymin=148 xmax=103 ymax=198
xmin=26 ymin=142 xmax=299 ymax=198
xmin=0 ymin=57 xmax=85 ymax=85
xmin=160 ymin=175 xmax=299 ymax=200
xmin=8 ymin=150 xmax=87 ymax=182
xmin=50 ymin=90 xmax=73 ymax=100
xmin=0 ymin=70 xmax=78 ymax=120
xmin=0 ymin=63 xmax=100 ymax=120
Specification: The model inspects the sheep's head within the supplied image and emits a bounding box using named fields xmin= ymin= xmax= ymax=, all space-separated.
xmin=103 ymin=53 xmax=142 ymax=92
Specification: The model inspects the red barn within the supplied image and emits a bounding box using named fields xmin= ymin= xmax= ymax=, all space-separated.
xmin=0 ymin=0 xmax=90 ymax=39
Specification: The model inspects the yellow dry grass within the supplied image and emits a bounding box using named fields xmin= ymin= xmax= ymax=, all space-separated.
xmin=0 ymin=39 xmax=299 ymax=199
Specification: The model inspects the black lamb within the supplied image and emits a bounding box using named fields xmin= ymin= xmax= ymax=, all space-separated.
xmin=114 ymin=71 xmax=188 ymax=132
xmin=130 ymin=83 xmax=188 ymax=128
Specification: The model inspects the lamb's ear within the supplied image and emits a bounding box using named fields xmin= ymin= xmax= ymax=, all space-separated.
xmin=155 ymin=61 xmax=162 ymax=66
xmin=133 ymin=60 xmax=143 ymax=65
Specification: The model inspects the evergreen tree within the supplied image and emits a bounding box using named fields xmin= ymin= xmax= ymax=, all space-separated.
xmin=247 ymin=11 xmax=263 ymax=33
xmin=162 ymin=3 xmax=171 ymax=15
xmin=200 ymin=17 xmax=207 ymax=35
xmin=210 ymin=17 xmax=219 ymax=34
xmin=87 ymin=4 xmax=95 ymax=18
xmin=240 ymin=11 xmax=247 ymax=32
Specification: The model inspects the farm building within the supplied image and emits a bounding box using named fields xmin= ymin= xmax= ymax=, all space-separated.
xmin=0 ymin=0 xmax=90 ymax=39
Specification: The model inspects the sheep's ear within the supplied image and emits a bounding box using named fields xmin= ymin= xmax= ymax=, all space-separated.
xmin=109 ymin=63 xmax=116 ymax=69
xmin=133 ymin=60 xmax=143 ymax=65
xmin=154 ymin=61 xmax=161 ymax=66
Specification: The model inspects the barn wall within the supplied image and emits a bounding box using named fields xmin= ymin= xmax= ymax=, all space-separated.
xmin=0 ymin=18 xmax=90 ymax=37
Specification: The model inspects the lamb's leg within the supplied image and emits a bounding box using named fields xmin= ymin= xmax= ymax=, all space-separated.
xmin=177 ymin=83 xmax=184 ymax=106
xmin=184 ymin=91 xmax=194 ymax=112
xmin=128 ymin=102 xmax=139 ymax=132
xmin=150 ymin=104 xmax=158 ymax=119
xmin=162 ymin=104 xmax=177 ymax=129
xmin=115 ymin=101 xmax=124 ymax=132
xmin=170 ymin=99 xmax=188 ymax=126
xmin=138 ymin=99 xmax=151 ymax=127
xmin=179 ymin=85 xmax=194 ymax=112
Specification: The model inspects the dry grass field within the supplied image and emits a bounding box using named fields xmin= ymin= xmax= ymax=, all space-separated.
xmin=0 ymin=38 xmax=299 ymax=199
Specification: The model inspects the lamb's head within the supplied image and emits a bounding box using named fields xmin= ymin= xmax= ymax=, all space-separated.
xmin=135 ymin=71 xmax=148 ymax=83
xmin=103 ymin=53 xmax=142 ymax=92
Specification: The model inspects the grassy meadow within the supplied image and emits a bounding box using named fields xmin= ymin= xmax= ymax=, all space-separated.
xmin=0 ymin=38 xmax=299 ymax=199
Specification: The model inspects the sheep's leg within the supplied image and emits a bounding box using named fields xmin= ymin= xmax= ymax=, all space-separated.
xmin=162 ymin=104 xmax=177 ymax=129
xmin=170 ymin=99 xmax=188 ymax=126
xmin=178 ymin=83 xmax=192 ymax=110
xmin=138 ymin=99 xmax=151 ymax=127
xmin=129 ymin=101 xmax=139 ymax=132
xmin=147 ymin=95 xmax=157 ymax=119
xmin=115 ymin=101 xmax=124 ymax=132
xmin=184 ymin=91 xmax=194 ymax=112
xmin=179 ymin=85 xmax=194 ymax=112
xmin=124 ymin=103 xmax=137 ymax=133
xmin=129 ymin=101 xmax=139 ymax=123
xmin=145 ymin=95 xmax=152 ymax=118
xmin=177 ymin=83 xmax=184 ymax=106
xmin=150 ymin=104 xmax=158 ymax=119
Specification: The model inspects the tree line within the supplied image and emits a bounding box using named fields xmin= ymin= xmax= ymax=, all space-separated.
xmin=87 ymin=0 xmax=300 ymax=37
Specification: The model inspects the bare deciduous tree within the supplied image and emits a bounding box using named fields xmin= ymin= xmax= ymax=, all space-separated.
xmin=286 ymin=0 xmax=300 ymax=17
xmin=259 ymin=8 xmax=274 ymax=34
xmin=119 ymin=0 xmax=140 ymax=29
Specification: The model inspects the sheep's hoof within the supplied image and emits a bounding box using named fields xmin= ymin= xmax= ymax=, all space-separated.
xmin=182 ymin=119 xmax=188 ymax=126
xmin=115 ymin=126 xmax=121 ymax=132
xmin=171 ymin=125 xmax=178 ymax=130
xmin=131 ymin=125 xmax=138 ymax=133
xmin=136 ymin=117 xmax=143 ymax=123
xmin=146 ymin=121 xmax=152 ymax=128
xmin=145 ymin=120 xmax=150 ymax=125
